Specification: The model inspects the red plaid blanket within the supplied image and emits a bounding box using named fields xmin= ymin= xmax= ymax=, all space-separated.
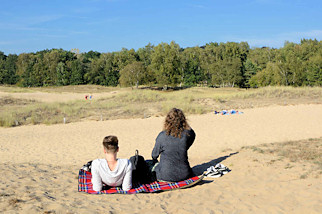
xmin=78 ymin=169 xmax=204 ymax=194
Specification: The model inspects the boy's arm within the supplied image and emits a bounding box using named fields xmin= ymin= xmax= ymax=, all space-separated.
xmin=122 ymin=161 xmax=133 ymax=191
xmin=91 ymin=160 xmax=103 ymax=192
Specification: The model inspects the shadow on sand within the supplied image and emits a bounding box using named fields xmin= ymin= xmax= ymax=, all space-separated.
xmin=192 ymin=152 xmax=239 ymax=176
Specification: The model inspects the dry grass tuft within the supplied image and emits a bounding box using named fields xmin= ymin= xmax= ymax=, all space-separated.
xmin=8 ymin=198 xmax=23 ymax=207
xmin=43 ymin=211 xmax=56 ymax=214
xmin=0 ymin=96 xmax=37 ymax=106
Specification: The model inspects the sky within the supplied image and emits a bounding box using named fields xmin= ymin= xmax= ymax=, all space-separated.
xmin=0 ymin=0 xmax=321 ymax=55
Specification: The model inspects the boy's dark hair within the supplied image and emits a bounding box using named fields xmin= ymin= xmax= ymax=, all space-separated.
xmin=103 ymin=136 xmax=119 ymax=153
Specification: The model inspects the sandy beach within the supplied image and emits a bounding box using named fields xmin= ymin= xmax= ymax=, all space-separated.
xmin=1 ymin=104 xmax=322 ymax=213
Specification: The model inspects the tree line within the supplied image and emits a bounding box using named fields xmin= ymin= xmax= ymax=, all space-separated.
xmin=0 ymin=39 xmax=321 ymax=88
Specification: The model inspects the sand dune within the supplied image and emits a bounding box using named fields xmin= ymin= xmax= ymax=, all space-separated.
xmin=1 ymin=104 xmax=322 ymax=213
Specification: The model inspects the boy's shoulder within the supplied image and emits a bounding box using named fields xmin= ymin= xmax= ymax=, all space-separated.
xmin=118 ymin=158 xmax=131 ymax=165
xmin=92 ymin=159 xmax=105 ymax=166
xmin=91 ymin=158 xmax=131 ymax=170
xmin=118 ymin=158 xmax=132 ymax=170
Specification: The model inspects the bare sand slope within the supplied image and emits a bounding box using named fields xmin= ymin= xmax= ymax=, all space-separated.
xmin=0 ymin=104 xmax=321 ymax=213
xmin=1 ymin=104 xmax=321 ymax=165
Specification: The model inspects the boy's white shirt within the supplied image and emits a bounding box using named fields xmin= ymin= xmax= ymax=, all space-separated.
xmin=91 ymin=158 xmax=132 ymax=191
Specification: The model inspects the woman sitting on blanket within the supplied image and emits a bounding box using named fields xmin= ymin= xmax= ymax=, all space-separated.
xmin=152 ymin=108 xmax=196 ymax=182
xmin=91 ymin=136 xmax=132 ymax=191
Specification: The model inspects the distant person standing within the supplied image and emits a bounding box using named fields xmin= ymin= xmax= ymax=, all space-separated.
xmin=151 ymin=108 xmax=196 ymax=182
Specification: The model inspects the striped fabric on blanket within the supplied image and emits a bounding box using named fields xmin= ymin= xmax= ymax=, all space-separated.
xmin=78 ymin=169 xmax=204 ymax=194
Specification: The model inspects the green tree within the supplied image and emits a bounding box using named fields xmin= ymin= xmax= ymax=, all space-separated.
xmin=85 ymin=53 xmax=120 ymax=86
xmin=43 ymin=50 xmax=60 ymax=85
xmin=85 ymin=56 xmax=106 ymax=85
xmin=82 ymin=51 xmax=101 ymax=63
xmin=250 ymin=62 xmax=282 ymax=87
xmin=56 ymin=62 xmax=70 ymax=86
xmin=181 ymin=47 xmax=203 ymax=86
xmin=113 ymin=48 xmax=138 ymax=70
xmin=119 ymin=61 xmax=146 ymax=88
xmin=103 ymin=53 xmax=119 ymax=87
xmin=4 ymin=54 xmax=19 ymax=84
xmin=149 ymin=41 xmax=182 ymax=87
xmin=201 ymin=42 xmax=246 ymax=87
xmin=248 ymin=47 xmax=276 ymax=71
xmin=0 ymin=52 xmax=6 ymax=84
xmin=210 ymin=57 xmax=243 ymax=87
xmin=137 ymin=43 xmax=154 ymax=67
xmin=70 ymin=59 xmax=85 ymax=85
xmin=244 ymin=59 xmax=258 ymax=87
xmin=306 ymin=54 xmax=322 ymax=86
xmin=137 ymin=43 xmax=154 ymax=85
xmin=32 ymin=54 xmax=47 ymax=86
xmin=199 ymin=42 xmax=220 ymax=84
xmin=16 ymin=53 xmax=37 ymax=87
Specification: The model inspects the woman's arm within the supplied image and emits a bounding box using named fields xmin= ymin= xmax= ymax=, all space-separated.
xmin=187 ymin=128 xmax=196 ymax=149
xmin=151 ymin=132 xmax=163 ymax=160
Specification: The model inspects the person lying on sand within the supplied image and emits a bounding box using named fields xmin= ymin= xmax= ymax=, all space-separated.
xmin=91 ymin=136 xmax=132 ymax=191
xmin=152 ymin=108 xmax=196 ymax=182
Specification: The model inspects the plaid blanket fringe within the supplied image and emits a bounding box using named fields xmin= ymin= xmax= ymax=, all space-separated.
xmin=78 ymin=169 xmax=204 ymax=194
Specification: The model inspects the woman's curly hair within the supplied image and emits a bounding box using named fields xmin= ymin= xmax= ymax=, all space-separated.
xmin=164 ymin=108 xmax=190 ymax=138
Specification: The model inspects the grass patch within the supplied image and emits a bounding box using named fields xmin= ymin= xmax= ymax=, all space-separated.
xmin=0 ymin=84 xmax=118 ymax=93
xmin=243 ymin=138 xmax=322 ymax=164
xmin=232 ymin=86 xmax=322 ymax=100
xmin=300 ymin=173 xmax=309 ymax=179
xmin=0 ymin=96 xmax=37 ymax=106
xmin=284 ymin=163 xmax=294 ymax=169
xmin=0 ymin=85 xmax=35 ymax=93
xmin=243 ymin=137 xmax=322 ymax=177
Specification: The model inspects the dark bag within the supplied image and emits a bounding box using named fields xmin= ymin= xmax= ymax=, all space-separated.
xmin=129 ymin=150 xmax=152 ymax=184
xmin=81 ymin=160 xmax=93 ymax=172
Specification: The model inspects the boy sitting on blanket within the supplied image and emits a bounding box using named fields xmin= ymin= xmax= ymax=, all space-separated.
xmin=91 ymin=136 xmax=133 ymax=191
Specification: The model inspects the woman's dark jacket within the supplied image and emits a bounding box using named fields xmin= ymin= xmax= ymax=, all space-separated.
xmin=151 ymin=128 xmax=195 ymax=182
